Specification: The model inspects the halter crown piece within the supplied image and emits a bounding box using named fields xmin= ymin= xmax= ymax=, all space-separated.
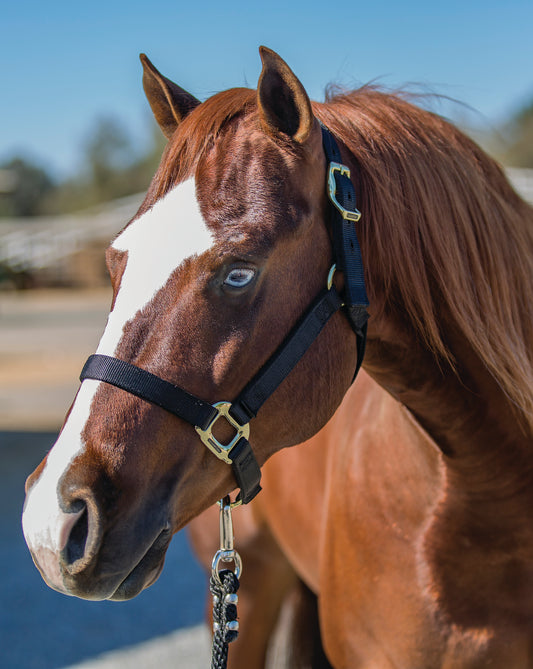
xmin=79 ymin=126 xmax=369 ymax=504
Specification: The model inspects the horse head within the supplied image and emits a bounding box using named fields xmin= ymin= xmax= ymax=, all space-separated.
xmin=22 ymin=48 xmax=359 ymax=600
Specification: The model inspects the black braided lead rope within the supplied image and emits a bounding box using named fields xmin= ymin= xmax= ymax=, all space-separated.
xmin=210 ymin=569 xmax=240 ymax=669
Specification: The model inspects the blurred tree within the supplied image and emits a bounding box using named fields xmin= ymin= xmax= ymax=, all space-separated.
xmin=40 ymin=116 xmax=166 ymax=215
xmin=482 ymin=97 xmax=533 ymax=169
xmin=0 ymin=157 xmax=55 ymax=216
xmin=82 ymin=115 xmax=168 ymax=201
xmin=84 ymin=116 xmax=136 ymax=201
xmin=498 ymin=99 xmax=533 ymax=168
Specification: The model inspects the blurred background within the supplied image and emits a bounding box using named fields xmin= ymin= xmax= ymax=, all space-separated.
xmin=1 ymin=0 xmax=532 ymax=667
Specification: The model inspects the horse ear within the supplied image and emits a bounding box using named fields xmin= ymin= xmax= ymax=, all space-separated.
xmin=140 ymin=54 xmax=200 ymax=139
xmin=257 ymin=47 xmax=314 ymax=144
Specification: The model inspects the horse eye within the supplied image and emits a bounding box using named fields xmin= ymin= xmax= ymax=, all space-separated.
xmin=223 ymin=267 xmax=256 ymax=288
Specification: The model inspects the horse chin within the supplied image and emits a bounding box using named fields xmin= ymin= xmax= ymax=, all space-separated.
xmin=108 ymin=528 xmax=172 ymax=601
xmin=55 ymin=526 xmax=172 ymax=601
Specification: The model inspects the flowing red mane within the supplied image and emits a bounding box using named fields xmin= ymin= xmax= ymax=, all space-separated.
xmin=313 ymin=90 xmax=533 ymax=432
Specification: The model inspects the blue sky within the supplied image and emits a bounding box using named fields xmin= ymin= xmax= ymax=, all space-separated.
xmin=1 ymin=0 xmax=532 ymax=177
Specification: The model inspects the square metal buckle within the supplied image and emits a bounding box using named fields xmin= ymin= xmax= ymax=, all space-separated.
xmin=195 ymin=402 xmax=250 ymax=464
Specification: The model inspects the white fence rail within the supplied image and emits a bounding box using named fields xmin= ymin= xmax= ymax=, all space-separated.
xmin=0 ymin=194 xmax=142 ymax=272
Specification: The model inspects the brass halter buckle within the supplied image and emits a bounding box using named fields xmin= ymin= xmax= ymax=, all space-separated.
xmin=195 ymin=401 xmax=250 ymax=465
xmin=327 ymin=162 xmax=362 ymax=222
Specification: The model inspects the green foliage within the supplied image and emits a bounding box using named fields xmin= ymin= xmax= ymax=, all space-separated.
xmin=40 ymin=117 xmax=166 ymax=215
xmin=0 ymin=157 xmax=55 ymax=216
xmin=498 ymin=99 xmax=533 ymax=168
xmin=0 ymin=116 xmax=166 ymax=218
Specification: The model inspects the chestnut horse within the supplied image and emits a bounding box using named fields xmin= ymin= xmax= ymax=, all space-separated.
xmin=22 ymin=47 xmax=533 ymax=668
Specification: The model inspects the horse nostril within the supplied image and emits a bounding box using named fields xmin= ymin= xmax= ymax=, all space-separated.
xmin=62 ymin=507 xmax=89 ymax=565
xmin=59 ymin=494 xmax=103 ymax=574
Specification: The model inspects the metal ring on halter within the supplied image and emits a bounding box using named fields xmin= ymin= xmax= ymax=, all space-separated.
xmin=327 ymin=263 xmax=337 ymax=290
xmin=211 ymin=549 xmax=243 ymax=588
xmin=225 ymin=497 xmax=243 ymax=509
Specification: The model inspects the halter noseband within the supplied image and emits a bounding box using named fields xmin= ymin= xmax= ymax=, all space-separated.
xmin=80 ymin=126 xmax=369 ymax=504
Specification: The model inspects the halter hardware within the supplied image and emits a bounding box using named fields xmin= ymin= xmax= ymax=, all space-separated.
xmin=210 ymin=496 xmax=241 ymax=665
xmin=195 ymin=402 xmax=250 ymax=465
xmin=211 ymin=495 xmax=243 ymax=587
xmin=327 ymin=263 xmax=340 ymax=292
xmin=328 ymin=162 xmax=362 ymax=222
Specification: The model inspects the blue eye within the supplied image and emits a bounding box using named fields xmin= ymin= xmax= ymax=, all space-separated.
xmin=224 ymin=267 xmax=255 ymax=288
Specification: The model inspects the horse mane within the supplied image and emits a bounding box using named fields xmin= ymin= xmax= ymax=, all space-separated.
xmin=150 ymin=83 xmax=533 ymax=433
xmin=314 ymin=89 xmax=533 ymax=433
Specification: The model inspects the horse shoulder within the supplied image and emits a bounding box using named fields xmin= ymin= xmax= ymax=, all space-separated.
xmin=318 ymin=376 xmax=448 ymax=667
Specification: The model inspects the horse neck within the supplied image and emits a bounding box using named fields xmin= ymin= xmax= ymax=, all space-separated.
xmin=367 ymin=289 xmax=529 ymax=450
xmin=319 ymin=92 xmax=533 ymax=621
xmin=363 ymin=304 xmax=533 ymax=626
xmin=363 ymin=299 xmax=533 ymax=517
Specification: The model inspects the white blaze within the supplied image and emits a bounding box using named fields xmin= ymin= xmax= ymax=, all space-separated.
xmin=97 ymin=178 xmax=213 ymax=355
xmin=22 ymin=178 xmax=213 ymax=570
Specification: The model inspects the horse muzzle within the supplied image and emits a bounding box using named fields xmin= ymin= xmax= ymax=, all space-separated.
xmin=22 ymin=476 xmax=172 ymax=601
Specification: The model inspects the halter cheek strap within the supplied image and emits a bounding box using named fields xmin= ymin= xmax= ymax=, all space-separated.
xmin=79 ymin=126 xmax=368 ymax=505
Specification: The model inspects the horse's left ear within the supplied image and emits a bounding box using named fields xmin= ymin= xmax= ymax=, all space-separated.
xmin=257 ymin=47 xmax=314 ymax=144
xmin=140 ymin=54 xmax=200 ymax=139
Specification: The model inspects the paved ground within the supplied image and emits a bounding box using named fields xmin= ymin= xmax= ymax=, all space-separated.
xmin=0 ymin=290 xmax=209 ymax=668
xmin=0 ymin=288 xmax=112 ymax=430
xmin=65 ymin=627 xmax=211 ymax=669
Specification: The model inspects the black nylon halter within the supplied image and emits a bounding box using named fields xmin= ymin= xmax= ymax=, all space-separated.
xmin=80 ymin=126 xmax=369 ymax=504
